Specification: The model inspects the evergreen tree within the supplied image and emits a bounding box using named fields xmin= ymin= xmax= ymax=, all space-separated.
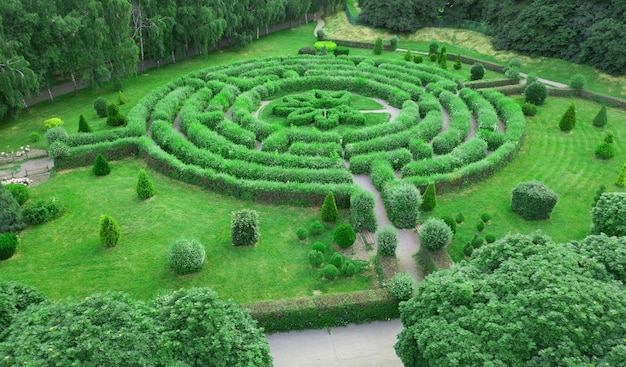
xmin=373 ymin=37 xmax=383 ymax=55
xmin=453 ymin=54 xmax=462 ymax=70
xmin=559 ymin=103 xmax=576 ymax=132
xmin=437 ymin=46 xmax=448 ymax=69
xmin=421 ymin=183 xmax=437 ymax=211
xmin=592 ymin=105 xmax=607 ymax=127
xmin=321 ymin=192 xmax=339 ymax=223
xmin=78 ymin=114 xmax=92 ymax=133
xmin=99 ymin=214 xmax=121 ymax=247
xmin=616 ymin=164 xmax=626 ymax=187
xmin=136 ymin=169 xmax=155 ymax=199
xmin=0 ymin=185 xmax=27 ymax=233
xmin=93 ymin=153 xmax=111 ymax=176
xmin=117 ymin=90 xmax=127 ymax=105
xmin=404 ymin=49 xmax=413 ymax=62
xmin=231 ymin=209 xmax=260 ymax=246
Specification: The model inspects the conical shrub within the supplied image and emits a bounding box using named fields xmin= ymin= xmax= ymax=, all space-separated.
xmin=136 ymin=169 xmax=155 ymax=199
xmin=321 ymin=192 xmax=339 ymax=223
xmin=559 ymin=103 xmax=576 ymax=132
xmin=93 ymin=153 xmax=111 ymax=176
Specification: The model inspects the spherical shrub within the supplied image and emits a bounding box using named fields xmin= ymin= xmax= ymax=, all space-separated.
xmin=4 ymin=183 xmax=29 ymax=206
xmin=569 ymin=74 xmax=586 ymax=90
xmin=308 ymin=250 xmax=324 ymax=267
xmin=314 ymin=41 xmax=337 ymax=52
xmin=43 ymin=117 xmax=64 ymax=131
xmin=419 ymin=218 xmax=453 ymax=252
xmin=592 ymin=192 xmax=626 ymax=236
xmin=28 ymin=131 xmax=41 ymax=142
xmin=476 ymin=221 xmax=485 ymax=232
xmin=428 ymin=41 xmax=439 ymax=54
xmin=481 ymin=213 xmax=491 ymax=223
xmin=522 ymin=103 xmax=537 ymax=116
xmin=441 ymin=216 xmax=456 ymax=234
xmin=595 ymin=142 xmax=615 ymax=160
xmin=470 ymin=63 xmax=485 ymax=81
xmin=389 ymin=273 xmax=415 ymax=301
xmin=0 ymin=233 xmax=18 ymax=260
xmin=298 ymin=46 xmax=317 ymax=55
xmin=511 ymin=181 xmax=558 ymax=220
xmin=93 ymin=153 xmax=111 ymax=176
xmin=472 ymin=236 xmax=484 ymax=248
xmin=231 ymin=209 xmax=260 ymax=246
xmin=309 ymin=221 xmax=324 ymax=236
xmin=296 ymin=227 xmax=309 ymax=241
xmin=455 ymin=212 xmax=465 ymax=224
xmin=376 ymin=225 xmax=398 ymax=257
xmin=94 ymin=97 xmax=108 ymax=117
xmin=429 ymin=53 xmax=437 ymax=62
xmin=524 ymin=82 xmax=547 ymax=105
xmin=47 ymin=141 xmax=70 ymax=159
xmin=322 ymin=264 xmax=339 ymax=280
xmin=485 ymin=233 xmax=496 ymax=243
xmin=341 ymin=262 xmax=356 ymax=277
xmin=508 ymin=57 xmax=522 ymax=69
xmin=330 ymin=252 xmax=344 ymax=269
xmin=413 ymin=56 xmax=423 ymax=64
xmin=463 ymin=243 xmax=473 ymax=257
xmin=45 ymin=126 xmax=68 ymax=145
xmin=334 ymin=223 xmax=356 ymax=249
xmin=168 ymin=239 xmax=206 ymax=275
xmin=311 ymin=241 xmax=326 ymax=253
xmin=383 ymin=182 xmax=422 ymax=229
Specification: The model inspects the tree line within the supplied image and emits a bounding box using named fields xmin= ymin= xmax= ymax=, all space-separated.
xmin=0 ymin=0 xmax=342 ymax=122
xmin=359 ymin=0 xmax=625 ymax=76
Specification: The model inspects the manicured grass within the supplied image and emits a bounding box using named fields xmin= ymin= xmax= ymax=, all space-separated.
xmin=350 ymin=95 xmax=383 ymax=110
xmin=0 ymin=159 xmax=372 ymax=302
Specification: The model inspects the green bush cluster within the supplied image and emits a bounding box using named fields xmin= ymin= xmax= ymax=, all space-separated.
xmin=349 ymin=190 xmax=377 ymax=233
xmin=168 ymin=239 xmax=206 ymax=275
xmin=511 ymin=181 xmax=558 ymax=220
xmin=376 ymin=225 xmax=398 ymax=257
xmin=314 ymin=41 xmax=337 ymax=52
xmin=308 ymin=250 xmax=324 ymax=267
xmin=322 ymin=264 xmax=340 ymax=280
xmin=20 ymin=198 xmax=64 ymax=225
xmin=382 ymin=182 xmax=421 ymax=229
xmin=524 ymin=82 xmax=548 ymax=105
xmin=389 ymin=273 xmax=415 ymax=301
xmin=45 ymin=126 xmax=68 ymax=145
xmin=298 ymin=46 xmax=317 ymax=55
xmin=4 ymin=183 xmax=29 ymax=206
xmin=231 ymin=209 xmax=260 ymax=246
xmin=106 ymin=103 xmax=126 ymax=127
xmin=334 ymin=223 xmax=356 ymax=249
xmin=592 ymin=192 xmax=626 ymax=236
xmin=441 ymin=215 xmax=456 ymax=234
xmin=0 ymin=232 xmax=18 ymax=260
xmin=311 ymin=241 xmax=326 ymax=253
xmin=48 ymin=141 xmax=70 ymax=159
xmin=402 ymin=138 xmax=488 ymax=177
xmin=521 ymin=103 xmax=537 ymax=116
xmin=595 ymin=133 xmax=616 ymax=160
xmin=419 ymin=218 xmax=453 ymax=251
xmin=0 ymin=186 xmax=26 ymax=233
xmin=309 ymin=221 xmax=325 ymax=236
xmin=470 ymin=63 xmax=485 ymax=80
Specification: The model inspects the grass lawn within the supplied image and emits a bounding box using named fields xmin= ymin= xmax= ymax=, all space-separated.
xmin=0 ymin=159 xmax=372 ymax=302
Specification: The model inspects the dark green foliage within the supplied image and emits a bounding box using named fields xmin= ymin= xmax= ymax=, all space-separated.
xmin=455 ymin=212 xmax=465 ymax=224
xmin=574 ymin=234 xmax=626 ymax=282
xmin=28 ymin=131 xmax=41 ymax=142
xmin=0 ymin=232 xmax=18 ymax=260
xmin=437 ymin=46 xmax=448 ymax=70
xmin=453 ymin=54 xmax=462 ymax=70
xmin=314 ymin=41 xmax=337 ymax=52
xmin=524 ymin=82 xmax=548 ymax=105
xmin=309 ymin=221 xmax=325 ymax=236
xmin=389 ymin=273 xmax=415 ymax=301
xmin=168 ymin=239 xmax=206 ymax=275
xmin=298 ymin=46 xmax=317 ymax=55
xmin=592 ymin=106 xmax=607 ymax=127
xmin=308 ymin=250 xmax=324 ymax=267
xmin=322 ymin=264 xmax=339 ymax=280
xmin=485 ymin=233 xmax=496 ymax=243
xmin=349 ymin=190 xmax=377 ymax=233
xmin=558 ymin=103 xmax=576 ymax=131
xmin=595 ymin=141 xmax=615 ymax=159
xmin=408 ymin=139 xmax=433 ymax=160
xmin=413 ymin=55 xmax=423 ymax=64
xmin=472 ymin=235 xmax=484 ymax=248
xmin=359 ymin=1 xmax=439 ymax=33
xmin=78 ymin=114 xmax=93 ymax=133
xmin=333 ymin=47 xmax=350 ymax=56
xmin=420 ymin=183 xmax=437 ymax=211
xmin=45 ymin=126 xmax=68 ymax=145
xmin=592 ymin=185 xmax=607 ymax=206
xmin=376 ymin=225 xmax=398 ymax=257
xmin=592 ymin=192 xmax=626 ymax=236
xmin=470 ymin=63 xmax=485 ymax=81
xmin=428 ymin=53 xmax=437 ymax=62
xmin=481 ymin=213 xmax=491 ymax=223
xmin=106 ymin=103 xmax=126 ymax=126
xmin=231 ymin=209 xmax=260 ymax=246
xmin=334 ymin=223 xmax=356 ymax=249
xmin=118 ymin=91 xmax=127 ymax=105
xmin=136 ymin=169 xmax=154 ymax=200
xmin=441 ymin=216 xmax=456 ymax=234
xmin=4 ymin=183 xmax=28 ymax=206
xmin=92 ymin=153 xmax=111 ymax=176
xmin=428 ymin=41 xmax=439 ymax=54
xmin=616 ymin=164 xmax=626 ymax=187
xmin=330 ymin=252 xmax=344 ymax=269
xmin=296 ymin=227 xmax=309 ymax=240
xmin=311 ymin=242 xmax=326 ymax=253
xmin=99 ymin=214 xmax=121 ymax=247
xmin=521 ymin=103 xmax=537 ymax=116
xmin=415 ymin=249 xmax=438 ymax=276
xmin=321 ymin=191 xmax=339 ymax=223
xmin=569 ymin=74 xmax=586 ymax=90
xmin=316 ymin=28 xmax=325 ymax=41
xmin=20 ymin=198 xmax=64 ymax=225
xmin=382 ymin=182 xmax=421 ymax=229
xmin=419 ymin=218 xmax=453 ymax=252
xmin=476 ymin=221 xmax=485 ymax=232
xmin=404 ymin=49 xmax=413 ymax=62
xmin=0 ymin=185 xmax=26 ymax=233
xmin=395 ymin=233 xmax=626 ymax=366
xmin=389 ymin=36 xmax=399 ymax=51
xmin=373 ymin=37 xmax=383 ymax=55
xmin=463 ymin=243 xmax=473 ymax=257
xmin=0 ymin=281 xmax=47 ymax=332
xmin=93 ymin=97 xmax=108 ymax=117
xmin=511 ymin=181 xmax=558 ymax=220
xmin=341 ymin=262 xmax=356 ymax=277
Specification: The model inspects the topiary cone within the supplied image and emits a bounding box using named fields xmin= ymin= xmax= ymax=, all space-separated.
xmin=616 ymin=164 xmax=626 ymax=187
xmin=321 ymin=191 xmax=339 ymax=222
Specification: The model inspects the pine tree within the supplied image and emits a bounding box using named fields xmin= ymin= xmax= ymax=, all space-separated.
xmin=421 ymin=183 xmax=437 ymax=211
xmin=93 ymin=153 xmax=111 ymax=176
xmin=321 ymin=192 xmax=339 ymax=223
xmin=137 ymin=169 xmax=155 ymax=199
xmin=593 ymin=106 xmax=607 ymax=128
xmin=616 ymin=164 xmax=626 ymax=187
xmin=0 ymin=185 xmax=27 ymax=233
xmin=99 ymin=215 xmax=121 ymax=247
xmin=373 ymin=37 xmax=383 ymax=55
xmin=437 ymin=46 xmax=448 ymax=70
xmin=559 ymin=103 xmax=576 ymax=132
xmin=78 ymin=115 xmax=93 ymax=133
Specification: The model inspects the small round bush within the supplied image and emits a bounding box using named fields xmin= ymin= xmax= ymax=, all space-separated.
xmin=296 ymin=227 xmax=309 ymax=241
xmin=94 ymin=97 xmax=108 ymax=117
xmin=522 ymin=103 xmax=537 ymax=116
xmin=0 ymin=233 xmax=18 ymax=260
xmin=231 ymin=209 xmax=260 ymax=246
xmin=309 ymin=221 xmax=324 ymax=236
xmin=413 ymin=55 xmax=423 ymax=64
xmin=334 ymin=223 xmax=356 ymax=249
xmin=308 ymin=250 xmax=324 ymax=267
xmin=481 ymin=213 xmax=491 ymax=223
xmin=441 ymin=215 xmax=456 ymax=234
xmin=595 ymin=142 xmax=615 ymax=160
xmin=472 ymin=236 xmax=484 ymax=248
xmin=322 ymin=264 xmax=339 ymax=280
xmin=311 ymin=241 xmax=326 ymax=253
xmin=455 ymin=212 xmax=465 ymax=224
xmin=524 ymin=82 xmax=548 ymax=105
xmin=45 ymin=126 xmax=68 ymax=145
xmin=43 ymin=117 xmax=64 ymax=131
xmin=511 ymin=181 xmax=558 ymax=220
xmin=508 ymin=57 xmax=522 ymax=69
xmin=93 ymin=153 xmax=111 ymax=176
xmin=4 ymin=183 xmax=29 ymax=206
xmin=47 ymin=141 xmax=70 ymax=159
xmin=470 ymin=63 xmax=485 ymax=81
xmin=569 ymin=74 xmax=586 ymax=90
xmin=419 ymin=218 xmax=453 ymax=252
xmin=316 ymin=28 xmax=326 ymax=41
xmin=389 ymin=273 xmax=415 ymax=301
xmin=168 ymin=239 xmax=206 ymax=275
xmin=29 ymin=131 xmax=41 ymax=142
xmin=314 ymin=41 xmax=337 ymax=52
xmin=376 ymin=225 xmax=398 ymax=257
xmin=341 ymin=262 xmax=356 ymax=277
xmin=429 ymin=53 xmax=437 ymax=62
xmin=476 ymin=221 xmax=485 ymax=232
xmin=298 ymin=46 xmax=317 ymax=55
xmin=389 ymin=35 xmax=399 ymax=51
xmin=463 ymin=243 xmax=474 ymax=257
xmin=330 ymin=252 xmax=344 ymax=269
xmin=485 ymin=233 xmax=496 ymax=243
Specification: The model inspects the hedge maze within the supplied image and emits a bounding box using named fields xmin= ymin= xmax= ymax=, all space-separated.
xmin=57 ymin=56 xmax=526 ymax=206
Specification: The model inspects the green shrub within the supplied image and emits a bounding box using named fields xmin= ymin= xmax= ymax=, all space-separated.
xmin=408 ymin=139 xmax=433 ymax=160
xmin=43 ymin=117 xmax=63 ymax=131
xmin=322 ymin=264 xmax=339 ymax=280
xmin=415 ymin=249 xmax=438 ymax=275
xmin=333 ymin=47 xmax=349 ymax=56
xmin=429 ymin=53 xmax=437 ymax=62
xmin=136 ymin=169 xmax=154 ymax=200
xmin=311 ymin=242 xmax=326 ymax=253
xmin=376 ymin=225 xmax=398 ymax=257
xmin=94 ymin=97 xmax=108 ymax=117
xmin=569 ymin=74 xmax=586 ymax=90
xmin=296 ymin=227 xmax=309 ymax=241
xmin=316 ymin=28 xmax=325 ymax=40
xmin=511 ymin=181 xmax=558 ymax=220
xmin=522 ymin=103 xmax=537 ymax=116
xmin=99 ymin=214 xmax=121 ymax=247
xmin=106 ymin=103 xmax=126 ymax=127
xmin=373 ymin=37 xmax=383 ymax=55
xmin=404 ymin=49 xmax=413 ymax=62
xmin=470 ymin=63 xmax=485 ymax=81
xmin=334 ymin=223 xmax=356 ymax=249
xmin=441 ymin=215 xmax=456 ymax=234
xmin=419 ymin=218 xmax=453 ymax=252
xmin=231 ymin=209 xmax=260 ymax=246
xmin=616 ymin=164 xmax=626 ymax=187
xmin=428 ymin=41 xmax=439 ymax=54
xmin=168 ymin=238 xmax=206 ymax=275
xmin=349 ymin=190 xmax=377 ymax=233
xmin=321 ymin=191 xmax=339 ymax=223
xmin=308 ymin=250 xmax=324 ymax=267
xmin=389 ymin=273 xmax=415 ymax=301
xmin=455 ymin=212 xmax=465 ymax=224
xmin=389 ymin=35 xmax=399 ymax=51
xmin=28 ymin=131 xmax=41 ymax=142
xmin=341 ymin=261 xmax=356 ymax=277
xmin=4 ymin=183 xmax=29 ymax=206
xmin=595 ymin=141 xmax=615 ymax=160
xmin=592 ymin=106 xmax=607 ymax=128
xmin=0 ymin=233 xmax=18 ymax=260
xmin=481 ymin=213 xmax=491 ymax=223
xmin=383 ymin=182 xmax=421 ymax=229
xmin=508 ymin=57 xmax=522 ymax=69
xmin=314 ymin=41 xmax=337 ymax=52
xmin=592 ymin=185 xmax=607 ymax=207
xmin=485 ymin=233 xmax=496 ymax=243
xmin=45 ymin=126 xmax=68 ymax=145
xmin=437 ymin=46 xmax=448 ymax=70
xmin=559 ymin=103 xmax=576 ymax=132
xmin=298 ymin=46 xmax=317 ymax=55
xmin=420 ymin=183 xmax=437 ymax=211
xmin=453 ymin=54 xmax=462 ymax=70
xmin=476 ymin=221 xmax=485 ymax=232
xmin=92 ymin=153 xmax=111 ymax=176
xmin=413 ymin=56 xmax=423 ymax=64
xmin=47 ymin=141 xmax=70 ymax=159
xmin=463 ymin=243 xmax=473 ymax=257
xmin=472 ymin=235 xmax=484 ymax=248
xmin=592 ymin=192 xmax=626 ymax=236
xmin=78 ymin=115 xmax=93 ymax=133
xmin=309 ymin=221 xmax=325 ymax=236
xmin=330 ymin=253 xmax=344 ymax=269
xmin=20 ymin=198 xmax=63 ymax=225
xmin=117 ymin=90 xmax=127 ymax=105
xmin=524 ymin=82 xmax=547 ymax=105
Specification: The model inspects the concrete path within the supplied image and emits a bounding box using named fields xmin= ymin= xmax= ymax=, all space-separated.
xmin=267 ymin=320 xmax=403 ymax=367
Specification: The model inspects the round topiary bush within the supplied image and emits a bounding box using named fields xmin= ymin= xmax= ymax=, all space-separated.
xmin=455 ymin=212 xmax=465 ymax=224
xmin=463 ymin=243 xmax=474 ymax=257
xmin=389 ymin=273 xmax=415 ymax=301
xmin=296 ymin=227 xmax=309 ymax=241
xmin=441 ymin=215 xmax=456 ymax=234
xmin=330 ymin=252 xmax=344 ymax=269
xmin=485 ymin=233 xmax=496 ymax=243
xmin=511 ymin=181 xmax=558 ymax=220
xmin=4 ymin=183 xmax=29 ymax=206
xmin=311 ymin=241 xmax=326 ymax=253
xmin=322 ymin=264 xmax=339 ymax=280
xmin=341 ymin=261 xmax=356 ymax=277
xmin=0 ymin=233 xmax=18 ymax=260
xmin=45 ymin=126 xmax=68 ymax=145
xmin=419 ymin=218 xmax=453 ymax=252
xmin=569 ymin=74 xmax=586 ymax=90
xmin=592 ymin=192 xmax=626 ymax=237
xmin=472 ymin=235 xmax=484 ymax=249
xmin=168 ymin=239 xmax=206 ymax=275
xmin=522 ymin=103 xmax=537 ymax=116
xmin=470 ymin=63 xmax=485 ymax=81
xmin=308 ymin=250 xmax=324 ymax=267
xmin=334 ymin=223 xmax=356 ymax=249
xmin=231 ymin=209 xmax=260 ymax=246
xmin=524 ymin=82 xmax=548 ymax=105
xmin=429 ymin=53 xmax=437 ymax=62
xmin=47 ymin=141 xmax=70 ymax=159
xmin=93 ymin=97 xmax=108 ymax=117
xmin=480 ymin=213 xmax=491 ymax=223
xmin=376 ymin=225 xmax=398 ymax=257
xmin=309 ymin=221 xmax=324 ymax=236
xmin=298 ymin=46 xmax=317 ymax=55
xmin=413 ymin=55 xmax=423 ymax=64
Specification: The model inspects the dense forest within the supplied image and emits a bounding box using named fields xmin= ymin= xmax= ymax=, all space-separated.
xmin=359 ymin=0 xmax=626 ymax=76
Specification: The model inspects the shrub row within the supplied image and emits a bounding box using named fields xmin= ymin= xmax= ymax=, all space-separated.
xmin=216 ymin=120 xmax=256 ymax=149
xmin=152 ymin=86 xmax=194 ymax=122
xmin=402 ymin=138 xmax=488 ymax=177
xmin=285 ymin=127 xmax=341 ymax=145
xmin=344 ymin=128 xmax=414 ymax=159
xmin=415 ymin=111 xmax=444 ymax=142
xmin=54 ymin=138 xmax=141 ymax=170
xmin=408 ymin=138 xmax=433 ymax=160
xmin=478 ymin=89 xmax=526 ymax=143
xmin=417 ymin=93 xmax=441 ymax=117
xmin=289 ymin=141 xmax=343 ymax=158
xmin=459 ymin=88 xmax=499 ymax=131
xmin=349 ymin=149 xmax=412 ymax=174
xmin=370 ymin=159 xmax=397 ymax=192
xmin=439 ymin=91 xmax=471 ymax=142
xmin=343 ymin=100 xmax=419 ymax=146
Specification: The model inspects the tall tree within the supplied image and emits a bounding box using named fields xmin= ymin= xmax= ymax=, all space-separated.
xmin=101 ymin=0 xmax=138 ymax=87
xmin=359 ymin=0 xmax=444 ymax=33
